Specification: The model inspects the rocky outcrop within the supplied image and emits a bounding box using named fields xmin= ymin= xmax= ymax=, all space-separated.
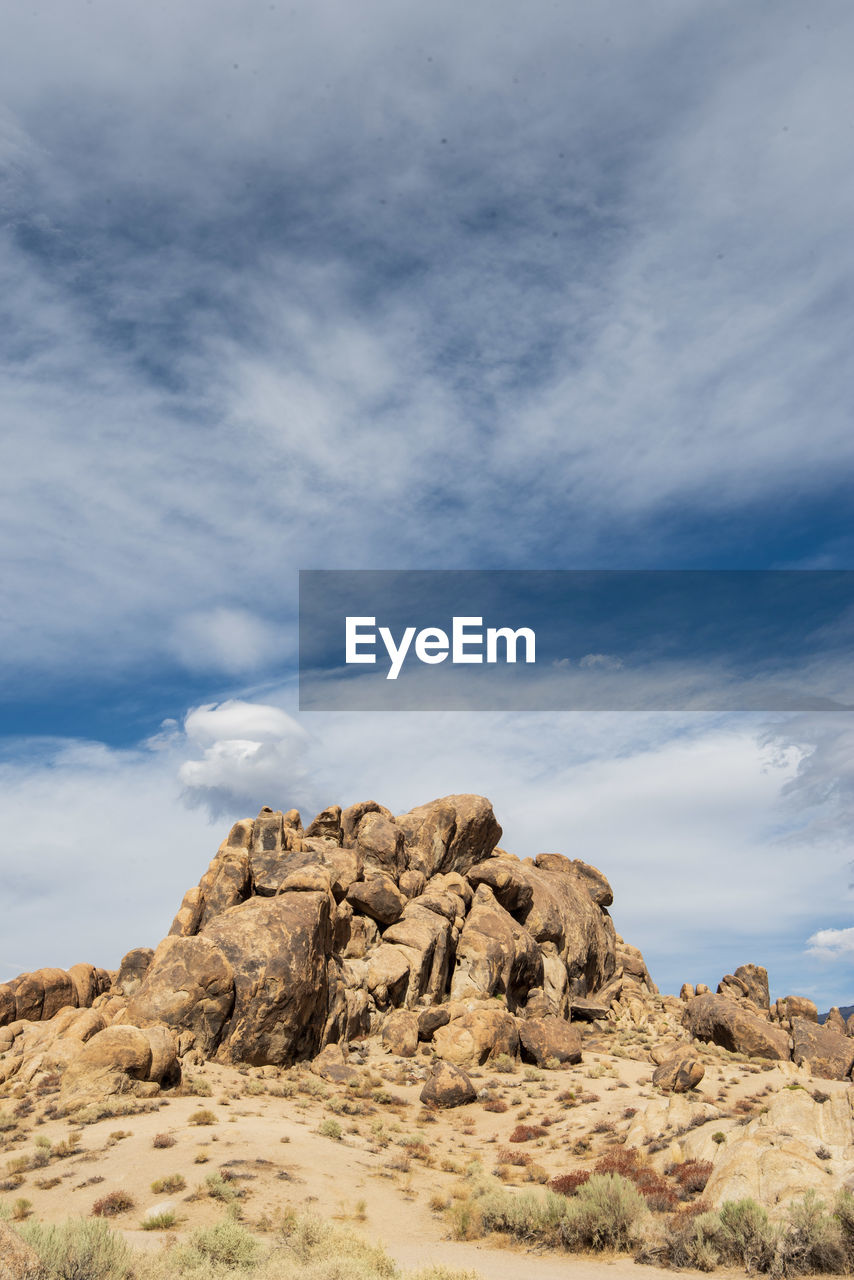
xmin=59 ymin=1023 xmax=179 ymax=1111
xmin=683 ymin=993 xmax=791 ymax=1060
xmin=518 ymin=1015 xmax=582 ymax=1067
xmin=125 ymin=934 xmax=235 ymax=1056
xmin=791 ymin=1017 xmax=854 ymax=1079
xmin=717 ymin=963 xmax=770 ymax=1009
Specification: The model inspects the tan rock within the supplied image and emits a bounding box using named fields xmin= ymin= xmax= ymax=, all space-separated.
xmin=125 ymin=934 xmax=235 ymax=1056
xmin=305 ymin=804 xmax=343 ymax=843
xmin=517 ymin=1015 xmax=581 ymax=1067
xmin=366 ymin=943 xmax=411 ymax=1007
xmin=203 ymin=890 xmax=333 ymax=1065
xmin=420 ymin=1059 xmax=476 ymax=1107
xmin=652 ymin=1053 xmax=704 ymax=1092
xmin=397 ymin=794 xmax=502 ymax=879
xmin=346 ymin=874 xmax=406 ymax=925
xmin=382 ymin=906 xmax=453 ymax=1006
xmin=450 ymin=884 xmax=542 ymax=1010
xmin=0 ymin=984 xmax=15 ymax=1026
xmin=114 ymin=948 xmax=154 ymax=997
xmin=432 ymin=1007 xmax=518 ymax=1066
xmin=826 ymin=1007 xmax=848 ymax=1036
xmin=683 ymin=993 xmax=791 ymax=1060
xmin=382 ymin=1008 xmax=419 ymax=1057
xmin=792 ymin=1017 xmax=854 ymax=1079
xmin=311 ymin=1042 xmax=359 ymax=1084
xmin=680 ymin=983 xmax=695 ymax=1001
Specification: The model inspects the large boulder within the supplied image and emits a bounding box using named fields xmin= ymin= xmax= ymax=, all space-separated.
xmin=382 ymin=1008 xmax=419 ymax=1057
xmin=397 ymin=794 xmax=502 ymax=878
xmin=791 ymin=1017 xmax=854 ymax=1079
xmin=683 ymin=993 xmax=791 ymax=1060
xmin=717 ymin=964 xmax=770 ymax=1009
xmin=346 ymin=874 xmax=406 ymax=925
xmin=420 ymin=1059 xmax=477 ymax=1108
xmin=431 ymin=1006 xmax=519 ymax=1066
xmin=517 ymin=1015 xmax=582 ymax=1067
xmin=203 ymin=891 xmax=333 ymax=1064
xmin=59 ymin=1023 xmax=179 ymax=1110
xmin=652 ymin=1053 xmax=705 ymax=1093
xmin=382 ymin=905 xmax=453 ymax=1006
xmin=450 ymin=884 xmax=542 ymax=1010
xmin=114 ymin=947 xmax=154 ymax=997
xmin=125 ymin=934 xmax=235 ymax=1056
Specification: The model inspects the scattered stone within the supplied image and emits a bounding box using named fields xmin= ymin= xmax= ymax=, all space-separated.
xmin=517 ymin=1015 xmax=582 ymax=1067
xmin=652 ymin=1053 xmax=705 ymax=1092
xmin=420 ymin=1059 xmax=477 ymax=1108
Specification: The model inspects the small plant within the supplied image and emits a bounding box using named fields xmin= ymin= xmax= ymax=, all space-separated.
xmin=188 ymin=1108 xmax=217 ymax=1126
xmin=482 ymin=1097 xmax=508 ymax=1113
xmin=152 ymin=1132 xmax=176 ymax=1148
xmin=318 ymin=1117 xmax=343 ymax=1141
xmin=183 ymin=1217 xmax=262 ymax=1265
xmin=141 ymin=1208 xmax=178 ymax=1230
xmin=92 ymin=1189 xmax=135 ymax=1216
xmin=151 ymin=1173 xmax=186 ymax=1193
xmin=12 ymin=1196 xmax=32 ymax=1221
xmin=205 ymin=1171 xmax=239 ymax=1202
xmin=492 ymin=1054 xmax=515 ymax=1074
xmin=712 ymin=1131 xmax=726 ymax=1144
xmin=550 ymin=1170 xmax=591 ymax=1196
xmin=509 ymin=1124 xmax=547 ymax=1143
xmin=194 ymin=1148 xmax=211 ymax=1163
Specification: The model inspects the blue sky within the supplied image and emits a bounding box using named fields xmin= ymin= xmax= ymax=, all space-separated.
xmin=1 ymin=0 xmax=854 ymax=1004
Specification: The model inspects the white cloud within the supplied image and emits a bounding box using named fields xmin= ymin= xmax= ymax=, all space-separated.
xmin=169 ymin=609 xmax=286 ymax=675
xmin=806 ymin=927 xmax=854 ymax=960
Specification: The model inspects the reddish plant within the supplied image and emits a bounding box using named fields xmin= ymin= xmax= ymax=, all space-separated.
xmin=508 ymin=1124 xmax=547 ymax=1143
xmin=549 ymin=1170 xmax=591 ymax=1196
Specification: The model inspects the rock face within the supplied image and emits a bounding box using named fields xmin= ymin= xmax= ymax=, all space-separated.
xmin=683 ymin=993 xmax=791 ymax=1060
xmin=791 ymin=1017 xmax=854 ymax=1079
xmin=652 ymin=1052 xmax=705 ymax=1092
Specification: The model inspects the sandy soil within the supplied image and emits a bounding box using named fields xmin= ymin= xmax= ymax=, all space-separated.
xmin=0 ymin=1021 xmax=830 ymax=1280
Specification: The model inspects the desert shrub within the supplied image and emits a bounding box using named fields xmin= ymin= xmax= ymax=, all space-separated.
xmin=477 ymin=1186 xmax=566 ymax=1243
xmin=778 ymin=1190 xmax=848 ymax=1276
xmin=188 ymin=1108 xmax=216 ymax=1126
xmin=92 ymin=1189 xmax=135 ymax=1216
xmin=637 ymin=1208 xmax=722 ymax=1272
xmin=175 ymin=1217 xmax=262 ymax=1268
xmin=549 ymin=1170 xmax=591 ymax=1197
xmin=482 ymin=1097 xmax=508 ymax=1113
xmin=12 ymin=1197 xmax=32 ymax=1221
xmin=508 ymin=1124 xmax=547 ymax=1143
xmin=559 ymin=1173 xmax=648 ymax=1252
xmin=141 ymin=1209 xmax=177 ymax=1230
xmin=150 ymin=1174 xmax=186 ymax=1194
xmin=318 ymin=1117 xmax=343 ymax=1141
xmin=447 ymin=1199 xmax=485 ymax=1240
xmin=152 ymin=1132 xmax=175 ymax=1148
xmin=181 ymin=1075 xmax=212 ymax=1097
xmin=205 ymin=1171 xmax=239 ymax=1202
xmin=20 ymin=1217 xmax=135 ymax=1279
xmin=671 ymin=1160 xmax=713 ymax=1194
xmin=496 ymin=1147 xmax=532 ymax=1167
xmin=715 ymin=1198 xmax=778 ymax=1272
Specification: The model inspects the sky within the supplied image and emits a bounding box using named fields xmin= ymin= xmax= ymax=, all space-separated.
xmin=1 ymin=0 xmax=853 ymax=1005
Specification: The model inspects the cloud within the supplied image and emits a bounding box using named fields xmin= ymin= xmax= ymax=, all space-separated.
xmin=2 ymin=3 xmax=854 ymax=698
xmin=806 ymin=927 xmax=854 ymax=960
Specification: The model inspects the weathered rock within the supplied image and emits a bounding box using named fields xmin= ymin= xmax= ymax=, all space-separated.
xmin=517 ymin=1015 xmax=582 ymax=1067
xmin=341 ymin=800 xmax=394 ymax=845
xmin=0 ymin=984 xmax=16 ymax=1027
xmin=399 ymin=869 xmax=427 ymax=899
xmin=382 ymin=1008 xmax=419 ymax=1057
xmin=518 ymin=861 xmax=617 ymax=996
xmin=311 ymin=1042 xmax=359 ymax=1084
xmin=284 ymin=845 xmax=362 ymax=902
xmin=382 ymin=906 xmax=453 ymax=1007
xmin=0 ymin=1220 xmax=41 ymax=1279
xmin=420 ymin=1059 xmax=476 ymax=1108
xmin=365 ymin=943 xmax=411 ymax=1007
xmin=114 ymin=947 xmax=154 ymax=997
xmin=125 ymin=934 xmax=235 ymax=1056
xmin=450 ymin=884 xmax=542 ymax=1010
xmin=680 ymin=983 xmax=695 ymax=1001
xmin=467 ymin=856 xmax=533 ymax=913
xmin=826 ymin=1007 xmax=848 ymax=1036
xmin=346 ymin=874 xmax=406 ymax=925
xmin=792 ymin=1017 xmax=854 ymax=1079
xmin=569 ymin=996 xmax=611 ymax=1021
xmin=432 ymin=1007 xmax=519 ymax=1066
xmin=718 ymin=964 xmax=770 ymax=1010
xmin=704 ymin=1089 xmax=854 ymax=1207
xmin=417 ymin=1006 xmax=450 ymax=1041
xmin=340 ymin=913 xmax=379 ymax=959
xmin=59 ymin=1023 xmax=178 ymax=1110
xmin=397 ymin=794 xmax=502 ymax=879
xmin=683 ymin=993 xmax=790 ymax=1060
xmin=67 ymin=962 xmax=105 ymax=1009
xmin=305 ymin=804 xmax=343 ymax=843
xmin=652 ymin=1053 xmax=705 ymax=1093
xmin=354 ymin=811 xmax=406 ymax=879
xmin=775 ymin=995 xmax=819 ymax=1025
xmin=203 ymin=891 xmax=332 ymax=1065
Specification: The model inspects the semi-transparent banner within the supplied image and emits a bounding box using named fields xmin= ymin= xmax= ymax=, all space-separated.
xmin=298 ymin=570 xmax=854 ymax=711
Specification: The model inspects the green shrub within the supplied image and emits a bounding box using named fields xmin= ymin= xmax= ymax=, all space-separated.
xmin=141 ymin=1209 xmax=178 ymax=1231
xmin=20 ymin=1217 xmax=135 ymax=1279
xmin=150 ymin=1174 xmax=186 ymax=1194
xmin=559 ymin=1173 xmax=648 ymax=1252
xmin=318 ymin=1117 xmax=343 ymax=1141
xmin=180 ymin=1217 xmax=262 ymax=1267
xmin=715 ymin=1198 xmax=777 ymax=1272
